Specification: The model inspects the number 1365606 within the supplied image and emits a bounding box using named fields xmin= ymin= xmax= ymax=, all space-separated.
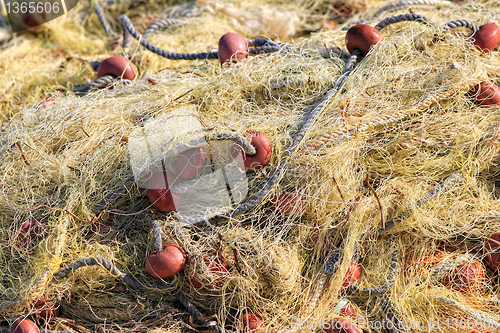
xmin=5 ymin=1 xmax=60 ymax=14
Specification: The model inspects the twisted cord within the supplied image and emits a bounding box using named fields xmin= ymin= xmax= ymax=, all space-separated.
xmin=180 ymin=49 xmax=363 ymax=226
xmin=175 ymin=289 xmax=230 ymax=333
xmin=374 ymin=0 xmax=452 ymax=17
xmin=380 ymin=296 xmax=403 ymax=333
xmin=94 ymin=0 xmax=115 ymax=36
xmin=301 ymin=81 xmax=477 ymax=152
xmin=324 ymin=249 xmax=343 ymax=276
xmin=377 ymin=173 xmax=461 ymax=234
xmin=444 ymin=19 xmax=479 ymax=32
xmin=93 ymin=132 xmax=255 ymax=214
xmin=143 ymin=18 xmax=188 ymax=39
xmin=301 ymin=274 xmax=328 ymax=319
xmin=349 ymin=251 xmax=398 ymax=295
xmin=430 ymin=296 xmax=500 ymax=328
xmin=248 ymin=45 xmax=280 ymax=55
xmin=89 ymin=61 xmax=101 ymax=71
xmin=342 ymin=0 xmax=446 ymax=31
xmin=120 ymin=15 xmax=219 ymax=60
xmin=77 ymin=75 xmax=117 ymax=94
xmin=51 ymin=258 xmax=225 ymax=330
xmin=51 ymin=257 xmax=174 ymax=291
xmin=150 ymin=220 xmax=163 ymax=252
xmin=374 ymin=13 xmax=431 ymax=31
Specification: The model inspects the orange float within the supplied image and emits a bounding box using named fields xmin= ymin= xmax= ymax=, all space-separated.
xmin=145 ymin=244 xmax=187 ymax=278
xmin=345 ymin=24 xmax=384 ymax=54
xmin=218 ymin=32 xmax=248 ymax=65
xmin=147 ymin=170 xmax=182 ymax=212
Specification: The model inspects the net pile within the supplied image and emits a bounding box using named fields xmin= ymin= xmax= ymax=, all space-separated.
xmin=1 ymin=0 xmax=500 ymax=332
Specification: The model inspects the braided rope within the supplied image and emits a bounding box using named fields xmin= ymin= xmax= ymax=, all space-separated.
xmin=374 ymin=0 xmax=452 ymax=17
xmin=430 ymin=296 xmax=500 ymax=329
xmin=380 ymin=295 xmax=403 ymax=333
xmin=342 ymin=0 xmax=449 ymax=31
xmin=444 ymin=19 xmax=479 ymax=32
xmin=180 ymin=49 xmax=363 ymax=226
xmin=248 ymin=45 xmax=280 ymax=55
xmin=150 ymin=220 xmax=163 ymax=253
xmin=51 ymin=257 xmax=227 ymax=331
xmin=349 ymin=251 xmax=398 ymax=295
xmin=93 ymin=132 xmax=255 ymax=214
xmin=143 ymin=18 xmax=187 ymax=39
xmin=52 ymin=257 xmax=149 ymax=290
xmin=377 ymin=173 xmax=461 ymax=234
xmin=324 ymin=249 xmax=343 ymax=276
xmin=77 ymin=75 xmax=117 ymax=94
xmin=120 ymin=15 xmax=219 ymax=60
xmin=301 ymin=81 xmax=478 ymax=153
xmin=94 ymin=0 xmax=115 ymax=36
xmin=374 ymin=13 xmax=431 ymax=31
xmin=301 ymin=273 xmax=328 ymax=319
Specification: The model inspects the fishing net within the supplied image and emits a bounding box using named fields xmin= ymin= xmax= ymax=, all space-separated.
xmin=1 ymin=0 xmax=500 ymax=332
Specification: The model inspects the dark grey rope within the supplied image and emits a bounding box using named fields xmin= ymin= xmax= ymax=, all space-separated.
xmin=373 ymin=0 xmax=451 ymax=17
xmin=180 ymin=49 xmax=363 ymax=226
xmin=380 ymin=295 xmax=403 ymax=333
xmin=324 ymin=249 xmax=343 ymax=276
xmin=93 ymin=132 xmax=256 ymax=214
xmin=120 ymin=15 xmax=219 ymax=60
xmin=52 ymin=257 xmax=227 ymax=332
xmin=77 ymin=75 xmax=117 ymax=94
xmin=143 ymin=18 xmax=188 ymax=39
xmin=349 ymin=251 xmax=398 ymax=295
xmin=248 ymin=45 xmax=280 ymax=55
xmin=374 ymin=13 xmax=431 ymax=31
xmin=150 ymin=220 xmax=163 ymax=253
xmin=444 ymin=19 xmax=479 ymax=32
xmin=120 ymin=15 xmax=280 ymax=60
xmin=377 ymin=173 xmax=460 ymax=234
xmin=52 ymin=257 xmax=148 ymax=290
xmin=94 ymin=0 xmax=115 ymax=36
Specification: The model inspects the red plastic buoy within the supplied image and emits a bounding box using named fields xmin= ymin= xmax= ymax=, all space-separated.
xmin=188 ymin=257 xmax=228 ymax=289
xmin=484 ymin=233 xmax=500 ymax=271
xmin=21 ymin=12 xmax=46 ymax=32
xmin=147 ymin=170 xmax=182 ymax=212
xmin=145 ymin=244 xmax=187 ymax=278
xmin=10 ymin=319 xmax=39 ymax=333
xmin=234 ymin=131 xmax=272 ymax=170
xmin=32 ymin=297 xmax=60 ymax=321
xmin=443 ymin=260 xmax=484 ymax=292
xmin=469 ymin=81 xmax=500 ymax=106
xmin=174 ymin=146 xmax=207 ymax=180
xmin=270 ymin=191 xmax=305 ymax=216
xmin=345 ymin=24 xmax=384 ymax=54
xmin=308 ymin=227 xmax=335 ymax=258
xmin=325 ymin=318 xmax=362 ymax=333
xmin=235 ymin=313 xmax=263 ymax=332
xmin=97 ymin=56 xmax=138 ymax=80
xmin=218 ymin=32 xmax=248 ymax=65
xmin=15 ymin=218 xmax=42 ymax=248
xmin=342 ymin=262 xmax=361 ymax=288
xmin=471 ymin=23 xmax=500 ymax=53
xmin=339 ymin=300 xmax=357 ymax=318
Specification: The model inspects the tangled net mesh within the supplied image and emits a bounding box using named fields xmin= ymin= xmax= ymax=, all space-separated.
xmin=2 ymin=0 xmax=500 ymax=332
